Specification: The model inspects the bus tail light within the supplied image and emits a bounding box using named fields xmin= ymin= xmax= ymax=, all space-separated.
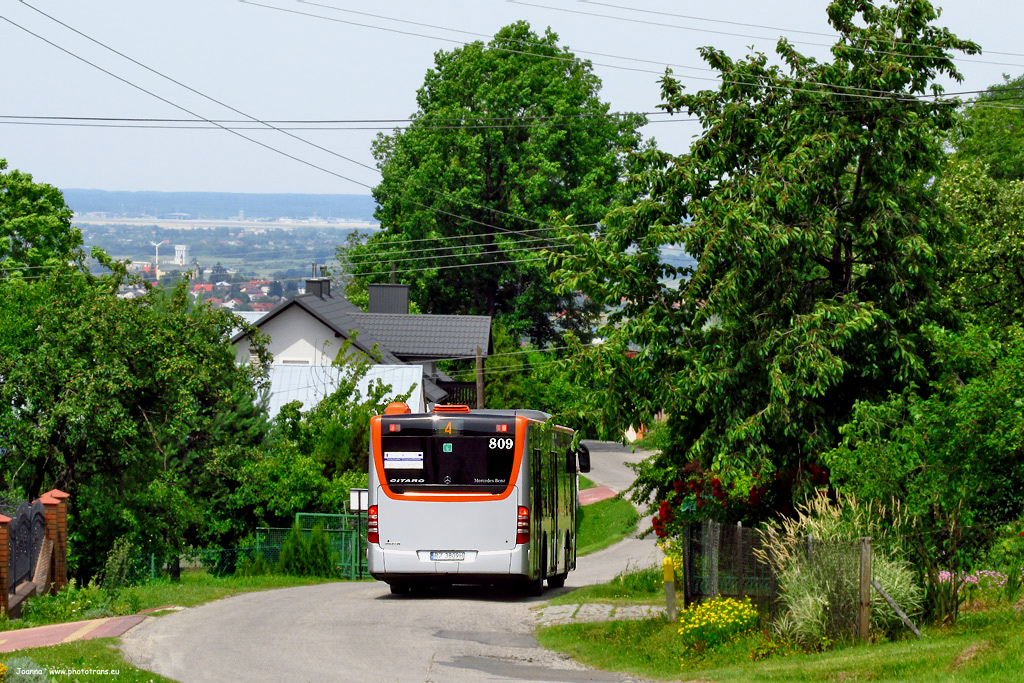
xmin=516 ymin=506 xmax=530 ymax=544
xmin=367 ymin=505 xmax=379 ymax=544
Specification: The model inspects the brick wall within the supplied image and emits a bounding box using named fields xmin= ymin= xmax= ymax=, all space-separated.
xmin=39 ymin=490 xmax=70 ymax=593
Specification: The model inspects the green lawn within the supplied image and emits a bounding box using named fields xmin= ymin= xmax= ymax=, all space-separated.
xmin=1 ymin=639 xmax=177 ymax=683
xmin=576 ymin=493 xmax=639 ymax=556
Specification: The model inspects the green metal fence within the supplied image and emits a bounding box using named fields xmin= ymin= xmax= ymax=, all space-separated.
xmin=257 ymin=511 xmax=367 ymax=579
xmin=120 ymin=512 xmax=369 ymax=584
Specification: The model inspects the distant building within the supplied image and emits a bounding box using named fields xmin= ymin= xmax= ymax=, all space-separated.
xmin=174 ymin=245 xmax=190 ymax=266
xmin=231 ymin=279 xmax=492 ymax=408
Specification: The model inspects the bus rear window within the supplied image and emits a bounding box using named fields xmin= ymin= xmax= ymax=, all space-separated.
xmin=379 ymin=417 xmax=517 ymax=493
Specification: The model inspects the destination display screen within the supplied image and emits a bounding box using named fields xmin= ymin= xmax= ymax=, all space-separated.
xmin=380 ymin=416 xmax=517 ymax=493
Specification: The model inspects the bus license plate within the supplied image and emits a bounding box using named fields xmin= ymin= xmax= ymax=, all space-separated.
xmin=430 ymin=551 xmax=465 ymax=561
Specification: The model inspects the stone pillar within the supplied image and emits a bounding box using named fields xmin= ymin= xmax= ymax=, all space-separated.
xmin=0 ymin=514 xmax=10 ymax=616
xmin=46 ymin=490 xmax=70 ymax=591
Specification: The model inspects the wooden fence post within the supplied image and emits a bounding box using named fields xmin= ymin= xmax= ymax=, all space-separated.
xmin=859 ymin=537 xmax=872 ymax=644
xmin=681 ymin=524 xmax=692 ymax=606
xmin=0 ymin=515 xmax=10 ymax=616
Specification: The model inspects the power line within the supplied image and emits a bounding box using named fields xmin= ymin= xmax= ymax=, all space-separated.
xmin=3 ymin=249 xmax=562 ymax=283
xmin=509 ymin=0 xmax=1021 ymax=69
xmin=239 ymin=0 xmax=668 ymax=77
xmin=578 ymin=0 xmax=1024 ymax=59
xmin=245 ymin=0 xmax=980 ymax=107
xmin=14 ymin=1 xmax=608 ymax=245
xmin=0 ymin=113 xmax=693 ymax=131
xmin=0 ymin=14 xmax=375 ymax=192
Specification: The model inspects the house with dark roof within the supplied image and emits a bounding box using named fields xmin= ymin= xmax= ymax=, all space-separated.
xmin=231 ymin=280 xmax=491 ymax=407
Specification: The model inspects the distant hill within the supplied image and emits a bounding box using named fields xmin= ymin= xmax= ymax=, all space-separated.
xmin=62 ymin=189 xmax=378 ymax=222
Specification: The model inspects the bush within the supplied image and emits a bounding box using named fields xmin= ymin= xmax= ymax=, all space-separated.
xmin=275 ymin=521 xmax=338 ymax=578
xmin=1 ymin=657 xmax=49 ymax=683
xmin=307 ymin=524 xmax=337 ymax=578
xmin=277 ymin=521 xmax=312 ymax=576
xmin=99 ymin=536 xmax=137 ymax=591
xmin=235 ymin=552 xmax=272 ymax=577
xmin=755 ymin=494 xmax=923 ymax=646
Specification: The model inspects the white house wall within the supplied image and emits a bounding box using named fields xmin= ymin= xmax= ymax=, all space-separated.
xmin=235 ymin=305 xmax=348 ymax=366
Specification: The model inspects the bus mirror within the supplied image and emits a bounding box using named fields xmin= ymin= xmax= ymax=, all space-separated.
xmin=577 ymin=443 xmax=591 ymax=473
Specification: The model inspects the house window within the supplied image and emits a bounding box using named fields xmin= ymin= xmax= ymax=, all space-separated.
xmin=281 ymin=359 xmax=311 ymax=365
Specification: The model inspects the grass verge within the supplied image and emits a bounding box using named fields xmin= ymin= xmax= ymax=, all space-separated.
xmin=537 ymin=606 xmax=1024 ymax=682
xmin=1 ymin=639 xmax=176 ymax=682
xmin=546 ymin=564 xmax=662 ymax=607
xmin=576 ymin=494 xmax=638 ymax=556
xmin=127 ymin=569 xmax=338 ymax=611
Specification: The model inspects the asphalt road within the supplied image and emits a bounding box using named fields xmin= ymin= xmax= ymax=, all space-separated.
xmin=120 ymin=441 xmax=661 ymax=683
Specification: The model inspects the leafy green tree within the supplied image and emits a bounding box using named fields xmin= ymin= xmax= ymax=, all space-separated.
xmin=0 ymin=159 xmax=82 ymax=271
xmin=341 ymin=21 xmax=645 ymax=344
xmin=825 ymin=324 xmax=1024 ymax=621
xmin=0 ymin=260 xmax=272 ymax=577
xmin=950 ymin=73 xmax=1024 ymax=181
xmin=937 ymin=159 xmax=1024 ymax=328
xmin=554 ymin=0 xmax=978 ymax=519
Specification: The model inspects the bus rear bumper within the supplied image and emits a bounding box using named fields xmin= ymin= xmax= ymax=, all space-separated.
xmin=368 ymin=543 xmax=530 ymax=581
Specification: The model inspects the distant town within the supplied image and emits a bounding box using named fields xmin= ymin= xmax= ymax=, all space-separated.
xmin=66 ymin=189 xmax=380 ymax=310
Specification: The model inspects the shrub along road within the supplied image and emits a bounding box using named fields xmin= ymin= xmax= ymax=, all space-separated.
xmin=119 ymin=441 xmax=664 ymax=682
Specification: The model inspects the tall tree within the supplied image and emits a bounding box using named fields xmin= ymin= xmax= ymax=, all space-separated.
xmin=0 ymin=159 xmax=82 ymax=271
xmin=937 ymin=158 xmax=1024 ymax=328
xmin=341 ymin=21 xmax=645 ymax=344
xmin=949 ymin=73 xmax=1024 ymax=181
xmin=0 ymin=261 xmax=272 ymax=577
xmin=554 ymin=0 xmax=978 ymax=519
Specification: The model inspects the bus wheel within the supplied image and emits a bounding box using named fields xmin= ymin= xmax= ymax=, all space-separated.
xmin=389 ymin=582 xmax=409 ymax=595
xmin=523 ymin=574 xmax=544 ymax=596
xmin=547 ymin=573 xmax=566 ymax=589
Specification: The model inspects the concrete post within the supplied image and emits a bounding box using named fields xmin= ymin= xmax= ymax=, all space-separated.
xmin=663 ymin=557 xmax=678 ymax=621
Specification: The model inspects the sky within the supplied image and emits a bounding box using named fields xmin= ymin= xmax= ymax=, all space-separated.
xmin=2 ymin=0 xmax=1022 ymax=195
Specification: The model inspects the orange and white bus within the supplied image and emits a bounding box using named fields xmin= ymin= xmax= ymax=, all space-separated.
xmin=367 ymin=403 xmax=591 ymax=594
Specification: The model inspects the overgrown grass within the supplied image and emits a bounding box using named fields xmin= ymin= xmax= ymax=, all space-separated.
xmin=537 ymin=606 xmax=1024 ymax=682
xmin=0 ymin=638 xmax=176 ymax=682
xmin=576 ymin=494 xmax=639 ymax=556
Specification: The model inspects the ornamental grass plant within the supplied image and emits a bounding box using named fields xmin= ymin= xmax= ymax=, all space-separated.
xmin=755 ymin=493 xmax=923 ymax=646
